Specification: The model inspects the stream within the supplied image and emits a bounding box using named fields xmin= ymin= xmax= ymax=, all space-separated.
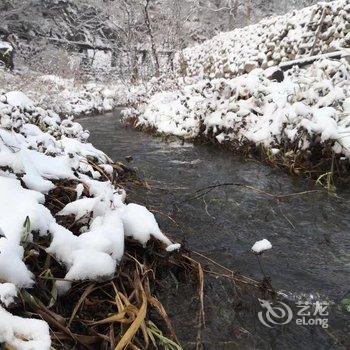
xmin=80 ymin=111 xmax=350 ymax=350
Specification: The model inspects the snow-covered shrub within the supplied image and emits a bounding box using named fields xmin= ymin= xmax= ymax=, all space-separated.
xmin=125 ymin=59 xmax=350 ymax=176
xmin=0 ymin=69 xmax=129 ymax=117
xmin=0 ymin=90 xmax=178 ymax=348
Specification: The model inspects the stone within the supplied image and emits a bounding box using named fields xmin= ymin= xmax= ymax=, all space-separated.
xmin=0 ymin=41 xmax=14 ymax=70
xmin=244 ymin=61 xmax=259 ymax=73
xmin=265 ymin=67 xmax=284 ymax=82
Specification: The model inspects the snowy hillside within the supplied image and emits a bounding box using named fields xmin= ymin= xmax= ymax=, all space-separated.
xmin=125 ymin=0 xmax=350 ymax=181
xmin=0 ymin=91 xmax=178 ymax=348
xmin=175 ymin=0 xmax=350 ymax=80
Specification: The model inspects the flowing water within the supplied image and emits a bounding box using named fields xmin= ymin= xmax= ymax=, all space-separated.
xmin=80 ymin=111 xmax=350 ymax=350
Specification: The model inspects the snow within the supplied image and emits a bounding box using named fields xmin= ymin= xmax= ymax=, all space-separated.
xmin=38 ymin=78 xmax=127 ymax=117
xmin=55 ymin=280 xmax=72 ymax=296
xmin=0 ymin=177 xmax=53 ymax=286
xmin=174 ymin=0 xmax=350 ymax=80
xmin=57 ymin=196 xmax=102 ymax=220
xmin=0 ymin=41 xmax=12 ymax=53
xmin=343 ymin=97 xmax=350 ymax=113
xmin=0 ymin=91 xmax=179 ymax=348
xmin=166 ymin=243 xmax=181 ymax=252
xmin=87 ymin=49 xmax=112 ymax=70
xmin=0 ymin=237 xmax=34 ymax=288
xmin=124 ymin=1 xmax=350 ymax=165
xmin=5 ymin=91 xmax=34 ymax=109
xmin=3 ymin=1 xmax=347 ymax=345
xmin=0 ymin=306 xmax=51 ymax=350
xmin=48 ymin=212 xmax=121 ymax=277
xmin=126 ymin=58 xmax=350 ymax=163
xmin=0 ymin=42 xmax=12 ymax=50
xmin=252 ymin=239 xmax=272 ymax=253
xmin=65 ymin=249 xmax=116 ymax=280
xmin=0 ymin=283 xmax=17 ymax=307
xmin=120 ymin=203 xmax=172 ymax=246
xmin=75 ymin=183 xmax=84 ymax=199
xmin=1 ymin=69 xmax=131 ymax=117
xmin=78 ymin=212 xmax=124 ymax=261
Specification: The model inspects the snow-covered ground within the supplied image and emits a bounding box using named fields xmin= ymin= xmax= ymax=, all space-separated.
xmin=0 ymin=91 xmax=179 ymax=349
xmin=124 ymin=0 xmax=350 ymax=177
xmin=127 ymin=59 xmax=350 ymax=158
xmin=0 ymin=68 xmax=131 ymax=117
xmin=175 ymin=0 xmax=350 ymax=80
xmin=0 ymin=67 xmax=182 ymax=118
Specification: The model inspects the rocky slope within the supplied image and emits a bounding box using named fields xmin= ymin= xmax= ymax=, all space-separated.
xmin=124 ymin=0 xmax=350 ymax=183
xmin=175 ymin=0 xmax=350 ymax=79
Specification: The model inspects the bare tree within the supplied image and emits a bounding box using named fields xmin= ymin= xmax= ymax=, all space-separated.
xmin=142 ymin=0 xmax=160 ymax=76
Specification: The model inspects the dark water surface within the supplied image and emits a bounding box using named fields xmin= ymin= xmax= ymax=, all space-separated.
xmin=80 ymin=111 xmax=350 ymax=350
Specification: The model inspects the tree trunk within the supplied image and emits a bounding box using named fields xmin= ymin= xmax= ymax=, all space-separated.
xmin=144 ymin=0 xmax=160 ymax=77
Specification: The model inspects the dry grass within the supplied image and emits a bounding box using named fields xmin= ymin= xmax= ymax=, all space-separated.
xmin=7 ymin=159 xmax=192 ymax=349
xmin=6 ymin=157 xmax=278 ymax=350
xmin=20 ymin=238 xmax=189 ymax=349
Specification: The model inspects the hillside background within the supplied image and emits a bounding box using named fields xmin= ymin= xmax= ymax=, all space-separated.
xmin=0 ymin=0 xmax=330 ymax=80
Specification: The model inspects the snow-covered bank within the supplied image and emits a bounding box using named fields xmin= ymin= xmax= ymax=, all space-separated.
xmin=124 ymin=58 xmax=350 ymax=179
xmin=0 ymin=90 xmax=179 ymax=348
xmin=175 ymin=0 xmax=350 ymax=80
xmin=37 ymin=75 xmax=127 ymax=116
xmin=123 ymin=0 xmax=350 ymax=181
xmin=0 ymin=69 xmax=131 ymax=117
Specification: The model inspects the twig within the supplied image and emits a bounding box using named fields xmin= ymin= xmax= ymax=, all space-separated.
xmin=180 ymin=182 xmax=323 ymax=204
xmin=183 ymin=256 xmax=205 ymax=350
xmin=202 ymin=195 xmax=216 ymax=220
xmin=278 ymin=203 xmax=296 ymax=229
xmin=310 ymin=8 xmax=327 ymax=56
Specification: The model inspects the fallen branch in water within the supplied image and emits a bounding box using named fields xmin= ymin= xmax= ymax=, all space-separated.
xmin=180 ymin=182 xmax=324 ymax=204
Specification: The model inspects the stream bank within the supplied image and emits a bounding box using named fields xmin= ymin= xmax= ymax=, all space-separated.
xmin=80 ymin=110 xmax=350 ymax=349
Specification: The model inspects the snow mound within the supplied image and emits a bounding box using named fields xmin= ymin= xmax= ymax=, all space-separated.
xmin=5 ymin=91 xmax=34 ymax=109
xmin=252 ymin=239 xmax=272 ymax=254
xmin=0 ymin=283 xmax=17 ymax=307
xmin=0 ymin=41 xmax=12 ymax=51
xmin=120 ymin=203 xmax=172 ymax=246
xmin=0 ymin=91 xmax=178 ymax=348
xmin=0 ymin=306 xmax=51 ymax=350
